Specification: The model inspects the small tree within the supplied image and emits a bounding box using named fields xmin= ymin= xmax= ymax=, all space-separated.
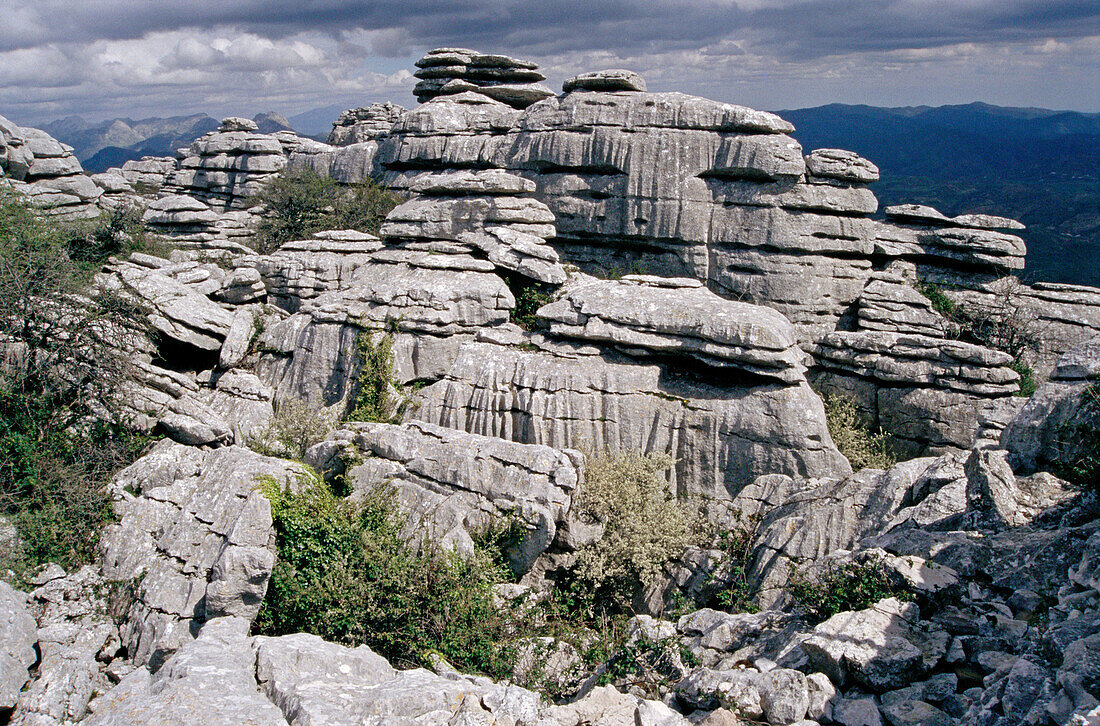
xmin=0 ymin=190 xmax=151 ymax=573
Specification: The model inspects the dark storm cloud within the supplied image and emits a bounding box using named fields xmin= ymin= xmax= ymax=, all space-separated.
xmin=3 ymin=0 xmax=1097 ymax=58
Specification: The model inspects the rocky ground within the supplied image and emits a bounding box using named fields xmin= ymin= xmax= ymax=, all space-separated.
xmin=1 ymin=47 xmax=1099 ymax=725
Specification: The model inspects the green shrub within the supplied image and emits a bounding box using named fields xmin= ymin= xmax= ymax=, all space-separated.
xmin=347 ymin=331 xmax=407 ymax=423
xmin=255 ymin=473 xmax=516 ymax=675
xmin=249 ymin=399 xmax=334 ymax=461
xmin=0 ymin=190 xmax=153 ymax=578
xmin=822 ymin=394 xmax=899 ymax=470
xmin=1011 ymin=360 xmax=1038 ymax=398
xmin=62 ymin=203 xmax=168 ymax=270
xmin=572 ymin=450 xmax=699 ymax=608
xmin=504 ymin=273 xmax=555 ymax=330
xmin=791 ymin=557 xmax=909 ymax=621
xmin=916 ymin=276 xmax=1042 ymax=396
xmin=253 ymin=168 xmax=401 ymax=254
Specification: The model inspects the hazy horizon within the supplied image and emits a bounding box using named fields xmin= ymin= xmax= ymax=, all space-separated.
xmin=4 ymin=1 xmax=1098 ymax=127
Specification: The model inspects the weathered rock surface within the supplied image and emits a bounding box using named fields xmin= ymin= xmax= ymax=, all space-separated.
xmin=0 ymin=581 xmax=37 ymax=710
xmin=413 ymin=338 xmax=849 ymax=498
xmin=309 ymin=420 xmax=584 ymax=573
xmin=1 ymin=114 xmax=102 ymax=220
xmin=1003 ymin=335 xmax=1100 ymax=474
xmin=99 ymin=442 xmax=308 ymax=668
xmin=413 ymin=48 xmax=553 ymax=109
xmin=255 ymin=262 xmax=513 ymax=412
xmin=327 ymin=102 xmax=407 ymax=146
xmin=538 ymin=274 xmax=808 ymax=382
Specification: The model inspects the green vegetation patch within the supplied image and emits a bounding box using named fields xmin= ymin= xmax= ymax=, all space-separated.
xmin=254 ymin=168 xmax=401 ymax=254
xmin=0 ymin=191 xmax=155 ymax=579
xmin=347 ymin=331 xmax=407 ymax=424
xmin=791 ymin=556 xmax=910 ymax=621
xmin=821 ymin=393 xmax=899 ymax=470
xmin=255 ymin=472 xmax=516 ymax=675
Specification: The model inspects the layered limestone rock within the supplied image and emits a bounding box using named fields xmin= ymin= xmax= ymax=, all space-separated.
xmin=326 ymin=102 xmax=407 ymax=146
xmin=0 ymin=114 xmax=102 ymax=220
xmin=99 ymin=442 xmax=308 ymax=669
xmin=254 ymin=261 xmax=514 ymax=412
xmin=382 ymin=168 xmax=567 ymax=284
xmin=308 ymin=420 xmax=586 ymax=574
xmin=413 ymin=47 xmax=554 ymax=109
xmin=144 ymin=118 xmax=331 ymax=250
xmin=538 ymin=274 xmax=807 ymax=382
xmin=248 ymin=229 xmax=384 ymax=311
xmin=412 ymin=335 xmax=849 ymax=499
xmin=307 ymin=54 xmax=1100 ymax=452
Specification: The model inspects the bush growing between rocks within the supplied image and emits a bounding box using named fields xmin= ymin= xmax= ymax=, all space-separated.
xmin=821 ymin=394 xmax=899 ymax=470
xmin=0 ymin=190 xmax=153 ymax=578
xmin=503 ymin=272 xmax=555 ymax=330
xmin=249 ymin=399 xmax=335 ymax=461
xmin=917 ymin=277 xmax=1042 ymax=396
xmin=791 ymin=556 xmax=909 ymax=621
xmin=255 ymin=472 xmax=518 ymax=675
xmin=573 ymin=450 xmax=699 ymax=608
xmin=253 ymin=167 xmax=401 ymax=254
xmin=347 ymin=331 xmax=407 ymax=423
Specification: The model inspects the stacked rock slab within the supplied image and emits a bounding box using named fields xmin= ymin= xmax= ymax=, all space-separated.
xmin=326 ymin=102 xmax=407 ymax=146
xmin=0 ymin=114 xmax=102 ymax=220
xmin=143 ymin=120 xmax=335 ymax=251
xmin=413 ymin=47 xmax=554 ymax=109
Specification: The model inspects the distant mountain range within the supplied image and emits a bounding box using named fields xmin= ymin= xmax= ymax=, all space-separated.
xmin=779 ymin=102 xmax=1100 ymax=287
xmin=42 ymin=101 xmax=1099 ymax=287
xmin=47 ymin=112 xmax=296 ymax=172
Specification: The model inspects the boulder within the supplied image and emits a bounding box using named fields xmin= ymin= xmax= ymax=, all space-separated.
xmin=99 ymin=442 xmax=309 ymax=668
xmin=801 ymin=598 xmax=946 ymax=692
xmin=563 ymin=69 xmax=648 ymax=93
xmin=0 ymin=581 xmax=37 ymax=710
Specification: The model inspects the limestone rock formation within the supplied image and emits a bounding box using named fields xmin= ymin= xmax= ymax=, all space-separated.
xmin=413 ymin=48 xmax=554 ymax=108
xmin=99 ymin=442 xmax=308 ymax=668
xmin=412 ymin=336 xmax=849 ymax=499
xmin=1 ymin=114 xmax=102 ymax=220
xmin=327 ymin=102 xmax=407 ymax=146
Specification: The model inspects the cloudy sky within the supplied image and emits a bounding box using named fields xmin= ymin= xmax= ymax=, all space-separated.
xmin=3 ymin=0 xmax=1098 ymax=126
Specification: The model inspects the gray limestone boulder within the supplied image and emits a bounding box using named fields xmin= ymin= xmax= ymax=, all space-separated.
xmin=801 ymin=598 xmax=945 ymax=692
xmin=12 ymin=566 xmax=120 ymax=725
xmin=103 ymin=261 xmax=234 ymax=351
xmin=805 ymin=148 xmax=880 ymax=183
xmin=99 ymin=442 xmax=309 ymax=668
xmin=0 ymin=581 xmax=37 ymax=710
